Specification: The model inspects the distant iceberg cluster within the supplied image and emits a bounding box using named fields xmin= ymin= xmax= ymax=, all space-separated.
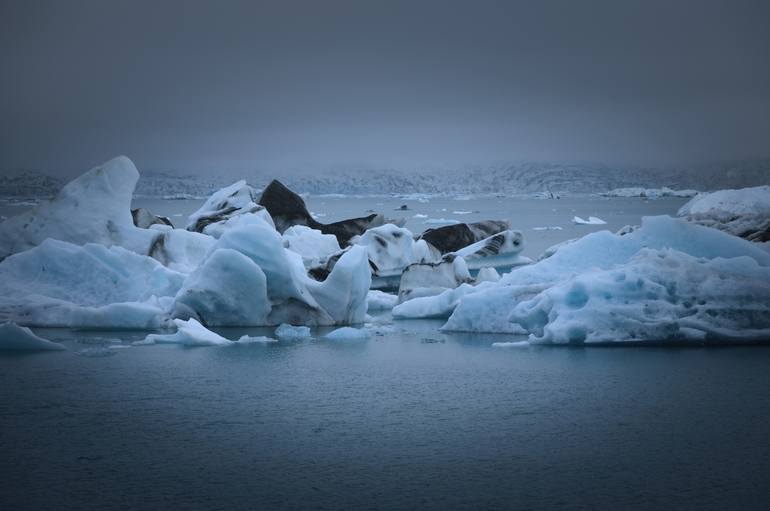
xmin=601 ymin=187 xmax=699 ymax=199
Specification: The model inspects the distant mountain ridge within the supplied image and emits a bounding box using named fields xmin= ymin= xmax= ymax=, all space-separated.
xmin=2 ymin=159 xmax=768 ymax=199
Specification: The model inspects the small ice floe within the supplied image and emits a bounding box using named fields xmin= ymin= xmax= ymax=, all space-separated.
xmin=275 ymin=323 xmax=312 ymax=340
xmin=424 ymin=218 xmax=460 ymax=225
xmin=492 ymin=341 xmax=530 ymax=348
xmin=235 ymin=335 xmax=278 ymax=344
xmin=310 ymin=212 xmax=327 ymax=220
xmin=143 ymin=318 xmax=232 ymax=347
xmin=452 ymin=210 xmax=474 ymax=215
xmin=75 ymin=347 xmax=117 ymax=357
xmin=0 ymin=322 xmax=65 ymax=351
xmin=532 ymin=226 xmax=563 ymax=231
xmin=572 ymin=216 xmax=607 ymax=225
xmin=325 ymin=327 xmax=370 ymax=340
xmin=413 ymin=213 xmax=428 ymax=218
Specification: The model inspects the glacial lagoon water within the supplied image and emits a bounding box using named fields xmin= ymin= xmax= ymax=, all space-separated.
xmin=3 ymin=195 xmax=770 ymax=510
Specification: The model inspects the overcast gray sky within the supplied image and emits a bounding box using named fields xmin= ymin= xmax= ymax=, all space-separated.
xmin=1 ymin=0 xmax=769 ymax=175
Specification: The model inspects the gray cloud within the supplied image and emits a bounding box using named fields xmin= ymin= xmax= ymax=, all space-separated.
xmin=1 ymin=0 xmax=769 ymax=175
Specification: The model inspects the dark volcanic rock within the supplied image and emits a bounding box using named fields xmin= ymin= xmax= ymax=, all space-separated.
xmin=258 ymin=179 xmax=383 ymax=245
xmin=131 ymin=208 xmax=173 ymax=229
xmin=418 ymin=220 xmax=509 ymax=254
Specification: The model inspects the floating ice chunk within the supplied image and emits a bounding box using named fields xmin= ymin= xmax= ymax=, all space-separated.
xmin=0 ymin=239 xmax=184 ymax=328
xmin=325 ymin=327 xmax=370 ymax=340
xmin=532 ymin=226 xmax=562 ymax=231
xmin=510 ymin=248 xmax=770 ymax=344
xmin=424 ymin=218 xmax=460 ymax=225
xmin=216 ymin=218 xmax=318 ymax=307
xmin=572 ymin=216 xmax=607 ymax=225
xmin=413 ymin=213 xmax=428 ymax=218
xmin=452 ymin=210 xmax=474 ymax=215
xmin=173 ymin=248 xmax=271 ymax=326
xmin=442 ymin=215 xmax=770 ymax=333
xmin=236 ymin=335 xmax=278 ymax=344
xmin=450 ymin=230 xmax=531 ymax=271
xmin=393 ymin=282 xmax=480 ymax=319
xmin=678 ymin=186 xmax=770 ymax=241
xmin=366 ymin=290 xmax=399 ymax=312
xmin=145 ymin=318 xmax=232 ymax=346
xmin=305 ymin=245 xmax=371 ymax=325
xmin=186 ymin=180 xmax=274 ymax=237
xmin=275 ymin=323 xmax=312 ymax=340
xmin=0 ymin=156 xmax=156 ymax=259
xmin=282 ymin=225 xmax=341 ymax=267
xmin=0 ymin=323 xmax=65 ymax=350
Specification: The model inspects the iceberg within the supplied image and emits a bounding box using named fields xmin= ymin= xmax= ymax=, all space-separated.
xmin=258 ymin=179 xmax=382 ymax=245
xmin=325 ymin=326 xmax=370 ymax=340
xmin=366 ymin=290 xmax=399 ymax=312
xmin=418 ymin=220 xmax=509 ymax=254
xmin=0 ymin=322 xmax=65 ymax=350
xmin=274 ymin=323 xmax=312 ymax=340
xmin=180 ymin=216 xmax=371 ymax=326
xmin=397 ymin=256 xmax=472 ymax=304
xmin=572 ymin=216 xmax=607 ymax=225
xmin=0 ymin=239 xmax=184 ymax=328
xmin=436 ymin=216 xmax=770 ymax=342
xmin=0 ymin=156 xmax=156 ymax=260
xmin=677 ymin=185 xmax=770 ymax=242
xmin=354 ymin=224 xmax=434 ymax=275
xmin=450 ymin=230 xmax=532 ymax=272
xmin=282 ymin=225 xmax=341 ymax=267
xmin=186 ymin=180 xmax=274 ymax=237
xmin=509 ymin=249 xmax=770 ymax=344
xmin=173 ymin=248 xmax=271 ymax=326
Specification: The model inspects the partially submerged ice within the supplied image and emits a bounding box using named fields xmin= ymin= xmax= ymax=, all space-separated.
xmin=0 ymin=322 xmax=65 ymax=351
xmin=431 ymin=215 xmax=770 ymax=343
xmin=143 ymin=318 xmax=231 ymax=346
xmin=509 ymin=248 xmax=770 ymax=344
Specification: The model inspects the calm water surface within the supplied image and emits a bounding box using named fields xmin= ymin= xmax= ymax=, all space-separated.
xmin=4 ymin=195 xmax=769 ymax=509
xmin=2 ymin=328 xmax=770 ymax=510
